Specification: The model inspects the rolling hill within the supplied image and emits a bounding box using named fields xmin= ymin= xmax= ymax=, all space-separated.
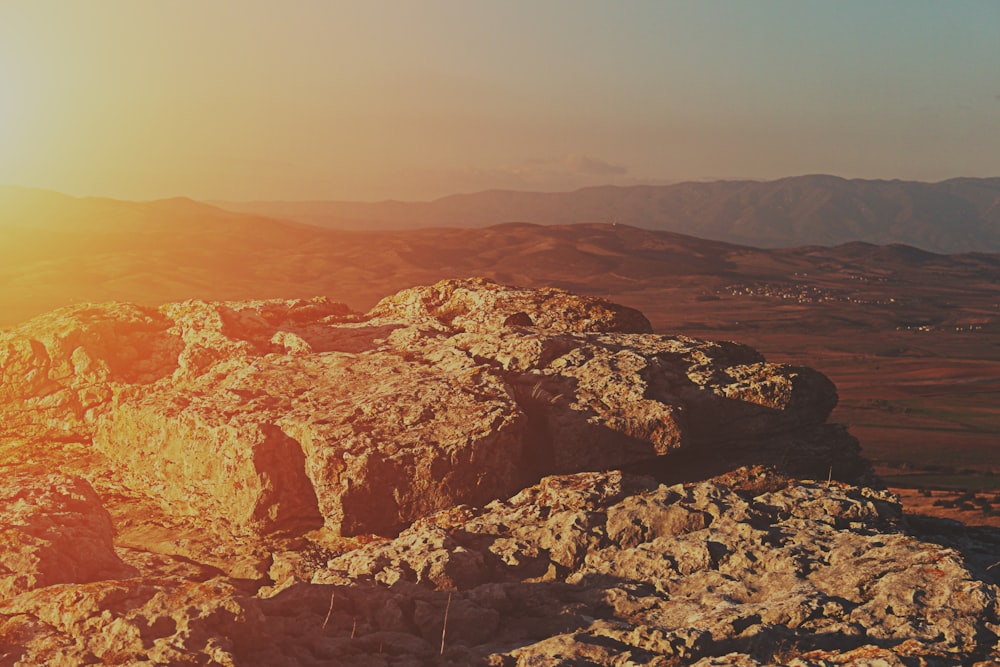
xmin=3 ymin=185 xmax=999 ymax=328
xmin=213 ymin=175 xmax=1000 ymax=253
xmin=2 ymin=186 xmax=1000 ymax=486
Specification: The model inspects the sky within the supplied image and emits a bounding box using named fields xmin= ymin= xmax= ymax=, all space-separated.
xmin=0 ymin=0 xmax=997 ymax=202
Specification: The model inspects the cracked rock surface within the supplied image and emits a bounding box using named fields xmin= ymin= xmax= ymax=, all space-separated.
xmin=0 ymin=278 xmax=853 ymax=538
xmin=0 ymin=278 xmax=997 ymax=665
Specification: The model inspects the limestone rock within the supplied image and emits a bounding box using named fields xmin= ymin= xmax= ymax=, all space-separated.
xmin=0 ymin=302 xmax=178 ymax=442
xmin=0 ymin=279 xmax=997 ymax=665
xmin=306 ymin=469 xmax=999 ymax=666
xmin=0 ymin=296 xmax=354 ymax=443
xmin=0 ymin=279 xmax=849 ymax=539
xmin=0 ymin=576 xmax=254 ymax=666
xmin=366 ymin=277 xmax=653 ymax=334
xmin=94 ymin=345 xmax=530 ymax=536
xmin=456 ymin=332 xmax=839 ymax=472
xmin=0 ymin=473 xmax=133 ymax=598
xmin=4 ymin=469 xmax=997 ymax=665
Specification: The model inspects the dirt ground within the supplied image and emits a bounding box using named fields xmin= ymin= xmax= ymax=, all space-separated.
xmin=891 ymin=485 xmax=1000 ymax=531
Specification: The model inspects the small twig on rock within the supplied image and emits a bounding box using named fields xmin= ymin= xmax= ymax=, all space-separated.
xmin=440 ymin=591 xmax=453 ymax=655
xmin=322 ymin=589 xmax=335 ymax=630
xmin=988 ymin=561 xmax=1000 ymax=570
xmin=351 ymin=617 xmax=357 ymax=639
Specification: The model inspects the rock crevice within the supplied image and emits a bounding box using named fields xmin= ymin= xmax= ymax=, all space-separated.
xmin=2 ymin=278 xmax=854 ymax=538
xmin=1 ymin=278 xmax=995 ymax=665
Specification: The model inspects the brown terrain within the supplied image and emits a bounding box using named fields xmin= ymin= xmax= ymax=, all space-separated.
xmin=1 ymin=278 xmax=998 ymax=664
xmin=214 ymin=174 xmax=1000 ymax=253
xmin=2 ymin=188 xmax=1000 ymax=663
xmin=3 ymin=187 xmax=998 ymax=501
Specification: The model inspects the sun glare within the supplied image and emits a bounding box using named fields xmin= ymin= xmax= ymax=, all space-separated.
xmin=0 ymin=62 xmax=12 ymax=149
xmin=0 ymin=58 xmax=26 ymax=178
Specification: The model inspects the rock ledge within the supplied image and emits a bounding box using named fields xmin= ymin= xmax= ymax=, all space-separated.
xmin=0 ymin=279 xmax=996 ymax=665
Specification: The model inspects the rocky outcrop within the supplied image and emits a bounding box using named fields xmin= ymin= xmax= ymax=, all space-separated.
xmin=1 ymin=278 xmax=996 ymax=665
xmin=286 ymin=468 xmax=996 ymax=666
xmin=366 ymin=277 xmax=654 ymax=334
xmin=96 ymin=348 xmax=530 ymax=536
xmin=0 ymin=473 xmax=134 ymax=598
xmin=0 ymin=576 xmax=252 ymax=666
xmin=0 ymin=278 xmax=850 ymax=538
xmin=2 ymin=468 xmax=997 ymax=666
xmin=0 ymin=303 xmax=179 ymax=443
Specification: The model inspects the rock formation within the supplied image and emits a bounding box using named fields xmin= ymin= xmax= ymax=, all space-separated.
xmin=0 ymin=278 xmax=997 ymax=665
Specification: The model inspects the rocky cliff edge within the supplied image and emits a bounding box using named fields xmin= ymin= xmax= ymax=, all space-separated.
xmin=0 ymin=278 xmax=997 ymax=665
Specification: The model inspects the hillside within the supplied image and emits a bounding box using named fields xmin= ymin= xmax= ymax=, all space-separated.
xmin=214 ymin=175 xmax=1000 ymax=253
xmin=2 ymin=188 xmax=999 ymax=489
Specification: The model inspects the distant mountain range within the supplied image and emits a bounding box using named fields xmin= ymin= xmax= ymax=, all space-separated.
xmin=213 ymin=175 xmax=1000 ymax=254
xmin=2 ymin=184 xmax=999 ymax=328
xmin=4 ymin=185 xmax=999 ymax=509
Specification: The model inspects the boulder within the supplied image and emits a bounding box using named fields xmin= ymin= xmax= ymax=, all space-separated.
xmin=366 ymin=276 xmax=653 ymax=333
xmin=3 ymin=279 xmax=850 ymax=538
xmin=453 ymin=331 xmax=838 ymax=472
xmin=95 ymin=348 xmax=529 ymax=536
xmin=0 ymin=279 xmax=997 ymax=665
xmin=0 ymin=473 xmax=134 ymax=598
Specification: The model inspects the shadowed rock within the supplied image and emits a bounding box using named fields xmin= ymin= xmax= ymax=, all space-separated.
xmin=1 ymin=279 xmax=850 ymax=538
xmin=0 ymin=279 xmax=997 ymax=665
xmin=0 ymin=473 xmax=135 ymax=597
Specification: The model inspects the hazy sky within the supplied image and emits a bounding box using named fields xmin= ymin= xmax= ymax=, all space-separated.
xmin=0 ymin=1 xmax=997 ymax=202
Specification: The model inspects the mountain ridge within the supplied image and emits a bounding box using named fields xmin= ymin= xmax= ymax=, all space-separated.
xmin=2 ymin=185 xmax=998 ymax=487
xmin=1 ymin=183 xmax=998 ymax=330
xmin=212 ymin=175 xmax=1000 ymax=253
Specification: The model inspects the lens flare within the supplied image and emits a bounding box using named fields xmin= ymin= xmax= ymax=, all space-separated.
xmin=0 ymin=57 xmax=28 ymax=179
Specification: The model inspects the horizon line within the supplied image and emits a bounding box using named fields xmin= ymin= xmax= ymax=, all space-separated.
xmin=4 ymin=173 xmax=1000 ymax=206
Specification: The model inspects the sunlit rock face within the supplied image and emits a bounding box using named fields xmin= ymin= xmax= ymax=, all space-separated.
xmin=0 ymin=472 xmax=134 ymax=598
xmin=299 ymin=470 xmax=998 ymax=666
xmin=0 ymin=302 xmax=180 ymax=442
xmin=95 ymin=346 xmax=530 ymax=537
xmin=366 ymin=276 xmax=655 ymax=334
xmin=0 ymin=279 xmax=998 ymax=665
xmin=0 ymin=278 xmax=851 ymax=537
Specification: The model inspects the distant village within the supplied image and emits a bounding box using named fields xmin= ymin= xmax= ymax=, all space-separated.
xmin=718 ymin=281 xmax=896 ymax=306
xmin=718 ymin=280 xmax=993 ymax=333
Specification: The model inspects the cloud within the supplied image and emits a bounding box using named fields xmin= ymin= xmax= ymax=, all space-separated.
xmin=387 ymin=154 xmax=637 ymax=200
xmin=520 ymin=154 xmax=629 ymax=176
xmin=562 ymin=154 xmax=628 ymax=176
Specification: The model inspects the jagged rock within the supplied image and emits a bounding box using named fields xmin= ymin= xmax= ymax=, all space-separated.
xmin=4 ymin=466 xmax=997 ymax=665
xmin=0 ymin=279 xmax=998 ymax=665
xmin=7 ymin=468 xmax=969 ymax=667
xmin=454 ymin=332 xmax=839 ymax=472
xmin=0 ymin=473 xmax=133 ymax=598
xmin=304 ymin=469 xmax=999 ymax=665
xmin=1 ymin=279 xmax=849 ymax=538
xmin=0 ymin=576 xmax=253 ymax=666
xmin=94 ymin=345 xmax=530 ymax=536
xmin=0 ymin=296 xmax=352 ymax=443
xmin=366 ymin=277 xmax=653 ymax=334
xmin=0 ymin=302 xmax=179 ymax=442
